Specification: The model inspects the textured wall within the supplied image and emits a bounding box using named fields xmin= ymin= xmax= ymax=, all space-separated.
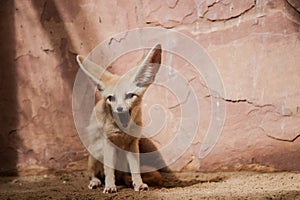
xmin=0 ymin=0 xmax=299 ymax=175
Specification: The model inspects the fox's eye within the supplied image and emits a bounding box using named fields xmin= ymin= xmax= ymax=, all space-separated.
xmin=106 ymin=95 xmax=115 ymax=102
xmin=125 ymin=93 xmax=137 ymax=99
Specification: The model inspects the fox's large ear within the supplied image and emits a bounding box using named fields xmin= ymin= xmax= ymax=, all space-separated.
xmin=76 ymin=55 xmax=114 ymax=91
xmin=134 ymin=44 xmax=162 ymax=88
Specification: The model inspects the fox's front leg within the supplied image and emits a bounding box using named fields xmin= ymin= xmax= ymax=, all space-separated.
xmin=103 ymin=140 xmax=117 ymax=193
xmin=87 ymin=154 xmax=103 ymax=189
xmin=127 ymin=140 xmax=148 ymax=191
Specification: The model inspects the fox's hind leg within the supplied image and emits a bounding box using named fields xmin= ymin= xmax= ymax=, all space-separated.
xmin=88 ymin=154 xmax=103 ymax=189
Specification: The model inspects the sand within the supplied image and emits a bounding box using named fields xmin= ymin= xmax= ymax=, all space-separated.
xmin=0 ymin=171 xmax=299 ymax=200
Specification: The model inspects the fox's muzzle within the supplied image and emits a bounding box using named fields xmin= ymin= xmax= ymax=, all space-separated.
xmin=112 ymin=110 xmax=131 ymax=129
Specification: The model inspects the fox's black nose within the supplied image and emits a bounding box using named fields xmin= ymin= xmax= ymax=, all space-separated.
xmin=117 ymin=107 xmax=123 ymax=112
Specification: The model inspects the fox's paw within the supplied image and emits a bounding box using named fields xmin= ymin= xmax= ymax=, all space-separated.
xmin=103 ymin=185 xmax=117 ymax=193
xmin=88 ymin=177 xmax=101 ymax=189
xmin=134 ymin=183 xmax=148 ymax=191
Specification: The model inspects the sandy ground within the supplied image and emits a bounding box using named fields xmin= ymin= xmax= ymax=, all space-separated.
xmin=0 ymin=171 xmax=299 ymax=200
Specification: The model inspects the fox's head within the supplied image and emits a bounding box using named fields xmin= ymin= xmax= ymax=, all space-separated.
xmin=76 ymin=44 xmax=162 ymax=129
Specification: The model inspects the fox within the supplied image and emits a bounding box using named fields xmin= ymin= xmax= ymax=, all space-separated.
xmin=76 ymin=44 xmax=162 ymax=193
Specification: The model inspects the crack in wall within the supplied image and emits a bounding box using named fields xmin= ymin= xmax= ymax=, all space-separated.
xmin=14 ymin=53 xmax=39 ymax=61
xmin=210 ymin=95 xmax=294 ymax=117
xmin=203 ymin=0 xmax=256 ymax=22
xmin=179 ymin=7 xmax=300 ymax=37
xmin=286 ymin=0 xmax=300 ymax=14
xmin=42 ymin=48 xmax=55 ymax=54
xmin=219 ymin=97 xmax=274 ymax=108
xmin=108 ymin=31 xmax=129 ymax=46
xmin=181 ymin=11 xmax=195 ymax=22
xmin=168 ymin=90 xmax=192 ymax=110
xmin=167 ymin=0 xmax=180 ymax=9
xmin=141 ymin=0 xmax=197 ymax=29
xmin=201 ymin=0 xmax=224 ymax=17
xmin=179 ymin=155 xmax=194 ymax=171
xmin=267 ymin=134 xmax=300 ymax=142
xmin=205 ymin=94 xmax=299 ymax=143
xmin=168 ymin=76 xmax=197 ymax=110
xmin=140 ymin=0 xmax=259 ymax=30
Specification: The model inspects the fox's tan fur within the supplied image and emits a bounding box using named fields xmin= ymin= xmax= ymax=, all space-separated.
xmin=76 ymin=44 xmax=162 ymax=193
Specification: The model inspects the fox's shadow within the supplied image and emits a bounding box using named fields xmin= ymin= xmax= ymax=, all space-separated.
xmin=138 ymin=138 xmax=225 ymax=189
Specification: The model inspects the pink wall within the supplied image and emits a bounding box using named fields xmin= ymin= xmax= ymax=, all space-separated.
xmin=0 ymin=0 xmax=299 ymax=175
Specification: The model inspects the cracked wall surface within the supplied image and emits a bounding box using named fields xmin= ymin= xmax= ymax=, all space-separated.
xmin=0 ymin=0 xmax=299 ymax=175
